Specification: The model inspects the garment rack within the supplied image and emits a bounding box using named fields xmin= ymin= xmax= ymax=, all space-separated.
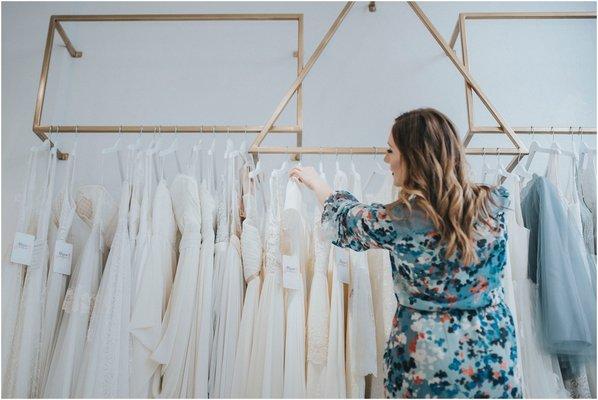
xmin=33 ymin=13 xmax=305 ymax=159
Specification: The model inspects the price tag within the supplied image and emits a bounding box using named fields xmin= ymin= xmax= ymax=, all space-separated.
xmin=335 ymin=247 xmax=350 ymax=284
xmin=10 ymin=232 xmax=35 ymax=266
xmin=53 ymin=239 xmax=73 ymax=275
xmin=282 ymin=254 xmax=302 ymax=290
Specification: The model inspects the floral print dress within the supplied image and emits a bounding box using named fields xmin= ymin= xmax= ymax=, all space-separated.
xmin=321 ymin=186 xmax=522 ymax=398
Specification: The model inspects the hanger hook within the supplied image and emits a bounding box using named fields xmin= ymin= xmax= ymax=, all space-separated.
xmin=551 ymin=126 xmax=555 ymax=142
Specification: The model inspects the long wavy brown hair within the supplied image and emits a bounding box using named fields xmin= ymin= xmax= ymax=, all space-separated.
xmin=391 ymin=108 xmax=497 ymax=265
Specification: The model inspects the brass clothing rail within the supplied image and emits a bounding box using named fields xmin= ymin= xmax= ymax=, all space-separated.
xmin=33 ymin=13 xmax=304 ymax=159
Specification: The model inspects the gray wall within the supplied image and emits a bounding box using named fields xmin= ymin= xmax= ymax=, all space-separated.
xmin=2 ymin=1 xmax=596 ymax=246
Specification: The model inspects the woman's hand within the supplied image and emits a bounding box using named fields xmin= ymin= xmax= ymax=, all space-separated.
xmin=289 ymin=166 xmax=333 ymax=205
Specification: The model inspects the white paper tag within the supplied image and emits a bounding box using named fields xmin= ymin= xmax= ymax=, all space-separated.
xmin=335 ymin=247 xmax=350 ymax=284
xmin=53 ymin=239 xmax=73 ymax=275
xmin=10 ymin=232 xmax=35 ymax=266
xmin=282 ymin=254 xmax=302 ymax=290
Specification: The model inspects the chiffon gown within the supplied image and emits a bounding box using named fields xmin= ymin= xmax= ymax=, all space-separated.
xmin=345 ymin=167 xmax=377 ymax=398
xmin=42 ymin=185 xmax=117 ymax=397
xmin=188 ymin=144 xmax=217 ymax=398
xmin=151 ymin=173 xmax=202 ymax=397
xmin=38 ymin=144 xmax=78 ymax=394
xmin=231 ymin=166 xmax=263 ymax=397
xmin=503 ymin=174 xmax=569 ymax=398
xmin=2 ymin=145 xmax=46 ymax=390
xmin=3 ymin=147 xmax=57 ymax=398
xmin=212 ymin=149 xmax=245 ymax=398
xmin=130 ymin=150 xmax=160 ymax=398
xmin=74 ymin=169 xmax=133 ymax=397
xmin=282 ymin=178 xmax=308 ymax=398
xmin=324 ymin=166 xmax=349 ymax=398
xmin=306 ymin=171 xmax=332 ymax=398
xmin=246 ymin=166 xmax=286 ymax=398
xmin=364 ymin=170 xmax=398 ymax=398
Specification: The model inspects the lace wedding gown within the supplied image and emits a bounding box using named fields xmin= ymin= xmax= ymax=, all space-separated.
xmin=74 ymin=171 xmax=133 ymax=397
xmin=3 ymin=147 xmax=57 ymax=397
xmin=306 ymin=172 xmax=331 ymax=398
xmin=246 ymin=166 xmax=286 ymax=398
xmin=282 ymin=178 xmax=308 ymax=398
xmin=42 ymin=185 xmax=117 ymax=397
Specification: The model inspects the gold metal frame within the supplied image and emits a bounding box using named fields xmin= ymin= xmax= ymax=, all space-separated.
xmin=449 ymin=11 xmax=597 ymax=149
xmin=33 ymin=13 xmax=304 ymax=159
xmin=249 ymin=1 xmax=532 ymax=167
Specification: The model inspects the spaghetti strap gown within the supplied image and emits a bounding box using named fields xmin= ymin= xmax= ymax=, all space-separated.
xmin=42 ymin=185 xmax=117 ymax=398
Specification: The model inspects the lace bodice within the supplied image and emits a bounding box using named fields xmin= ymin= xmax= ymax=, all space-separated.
xmin=264 ymin=169 xmax=283 ymax=274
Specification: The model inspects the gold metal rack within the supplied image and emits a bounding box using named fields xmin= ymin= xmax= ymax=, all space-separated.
xmin=248 ymin=1 xmax=533 ymax=169
xmin=33 ymin=13 xmax=305 ymax=159
xmin=449 ymin=11 xmax=597 ymax=148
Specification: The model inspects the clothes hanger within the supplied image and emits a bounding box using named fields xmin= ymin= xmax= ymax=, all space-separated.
xmin=481 ymin=148 xmax=495 ymax=184
xmin=525 ymin=126 xmax=560 ymax=169
xmin=363 ymin=147 xmax=387 ymax=192
xmin=157 ymin=126 xmax=183 ymax=176
xmin=578 ymin=127 xmax=596 ymax=169
xmin=101 ymin=125 xmax=125 ymax=182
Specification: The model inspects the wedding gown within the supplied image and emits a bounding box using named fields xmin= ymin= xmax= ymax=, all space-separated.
xmin=74 ymin=170 xmax=133 ymax=397
xmin=282 ymin=177 xmax=308 ymax=398
xmin=213 ymin=149 xmax=245 ymax=398
xmin=246 ymin=166 xmax=286 ymax=398
xmin=3 ymin=147 xmax=57 ymax=397
xmin=130 ymin=150 xmax=159 ymax=397
xmin=2 ymin=145 xmax=46 ymax=387
xmin=346 ymin=168 xmax=377 ymax=398
xmin=38 ymin=144 xmax=78 ymax=394
xmin=191 ymin=146 xmax=217 ymax=398
xmin=324 ymin=166 xmax=349 ymax=398
xmin=364 ymin=170 xmax=397 ymax=398
xmin=151 ymin=173 xmax=202 ymax=397
xmin=42 ymin=185 xmax=117 ymax=397
xmin=306 ymin=171 xmax=331 ymax=398
xmin=231 ymin=167 xmax=263 ymax=397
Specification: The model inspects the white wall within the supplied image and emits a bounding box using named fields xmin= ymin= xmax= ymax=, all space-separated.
xmin=2 ymin=1 xmax=596 ymax=245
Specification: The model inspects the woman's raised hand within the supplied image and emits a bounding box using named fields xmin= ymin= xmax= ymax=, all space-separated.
xmin=289 ymin=166 xmax=333 ymax=205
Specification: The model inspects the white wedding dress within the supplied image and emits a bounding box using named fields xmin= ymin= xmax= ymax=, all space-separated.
xmin=3 ymin=147 xmax=57 ymax=398
xmin=365 ymin=170 xmax=398 ymax=398
xmin=324 ymin=166 xmax=349 ymax=398
xmin=246 ymin=166 xmax=286 ymax=398
xmin=231 ymin=167 xmax=263 ymax=397
xmin=306 ymin=171 xmax=331 ymax=398
xmin=346 ymin=168 xmax=377 ymax=398
xmin=38 ymin=144 xmax=78 ymax=394
xmin=212 ymin=150 xmax=245 ymax=398
xmin=282 ymin=177 xmax=308 ymax=398
xmin=151 ymin=173 xmax=202 ymax=397
xmin=74 ymin=167 xmax=133 ymax=397
xmin=2 ymin=144 xmax=46 ymax=388
xmin=42 ymin=185 xmax=117 ymax=397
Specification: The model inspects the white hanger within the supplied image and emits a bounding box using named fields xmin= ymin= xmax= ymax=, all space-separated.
xmin=481 ymin=148 xmax=495 ymax=184
xmin=317 ymin=148 xmax=325 ymax=177
xmin=128 ymin=127 xmax=143 ymax=152
xmin=525 ymin=126 xmax=560 ymax=169
xmin=578 ymin=127 xmax=596 ymax=169
xmin=101 ymin=125 xmax=124 ymax=182
xmin=158 ymin=126 xmax=183 ymax=176
xmin=364 ymin=148 xmax=386 ymax=192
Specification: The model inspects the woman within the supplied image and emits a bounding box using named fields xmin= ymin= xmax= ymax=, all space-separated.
xmin=290 ymin=108 xmax=521 ymax=398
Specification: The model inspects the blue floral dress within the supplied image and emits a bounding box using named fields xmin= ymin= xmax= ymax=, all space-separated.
xmin=321 ymin=186 xmax=522 ymax=398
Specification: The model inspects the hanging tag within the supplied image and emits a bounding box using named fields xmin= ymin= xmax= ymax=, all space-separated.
xmin=10 ymin=232 xmax=35 ymax=266
xmin=335 ymin=247 xmax=350 ymax=284
xmin=53 ymin=239 xmax=73 ymax=275
xmin=282 ymin=254 xmax=302 ymax=290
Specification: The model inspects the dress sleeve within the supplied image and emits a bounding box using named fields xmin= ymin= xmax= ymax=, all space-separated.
xmin=321 ymin=190 xmax=402 ymax=251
